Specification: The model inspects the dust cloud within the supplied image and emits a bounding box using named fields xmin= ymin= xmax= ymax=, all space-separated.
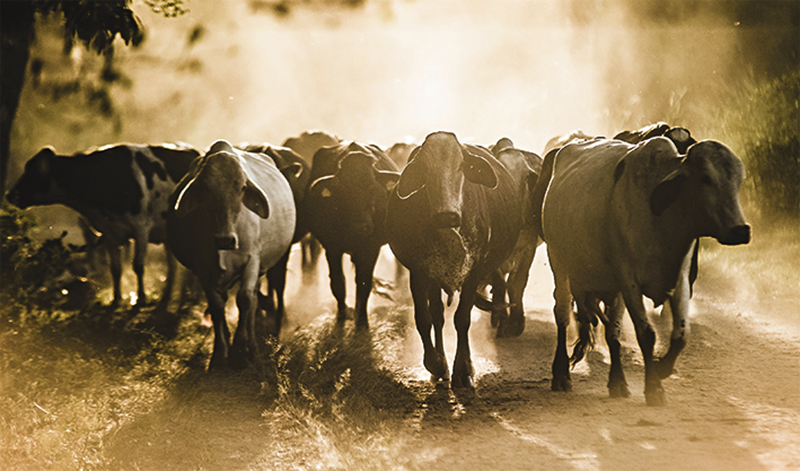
xmin=12 ymin=0 xmax=774 ymax=162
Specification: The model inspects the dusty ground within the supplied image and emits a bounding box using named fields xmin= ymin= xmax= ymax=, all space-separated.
xmin=97 ymin=240 xmax=800 ymax=471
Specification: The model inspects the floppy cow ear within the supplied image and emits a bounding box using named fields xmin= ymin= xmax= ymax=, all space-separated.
xmin=376 ymin=171 xmax=400 ymax=193
xmin=173 ymin=177 xmax=201 ymax=217
xmin=243 ymin=180 xmax=270 ymax=219
xmin=462 ymin=150 xmax=497 ymax=189
xmin=396 ymin=160 xmax=424 ymax=199
xmin=650 ymin=169 xmax=687 ymax=216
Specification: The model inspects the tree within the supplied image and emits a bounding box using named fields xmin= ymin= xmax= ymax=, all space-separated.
xmin=0 ymin=0 xmax=146 ymax=196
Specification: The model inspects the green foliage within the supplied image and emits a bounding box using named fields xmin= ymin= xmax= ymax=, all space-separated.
xmin=34 ymin=0 xmax=145 ymax=53
xmin=0 ymin=201 xmax=92 ymax=312
xmin=723 ymin=70 xmax=800 ymax=217
xmin=144 ymin=0 xmax=189 ymax=18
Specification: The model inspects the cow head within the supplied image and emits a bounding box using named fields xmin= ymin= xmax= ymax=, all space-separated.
xmin=310 ymin=151 xmax=399 ymax=237
xmin=650 ymin=140 xmax=750 ymax=246
xmin=396 ymin=132 xmax=497 ymax=229
xmin=6 ymin=147 xmax=59 ymax=208
xmin=174 ymin=145 xmax=270 ymax=250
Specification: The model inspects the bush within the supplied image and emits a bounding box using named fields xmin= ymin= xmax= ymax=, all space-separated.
xmin=0 ymin=201 xmax=94 ymax=313
xmin=723 ymin=70 xmax=800 ymax=218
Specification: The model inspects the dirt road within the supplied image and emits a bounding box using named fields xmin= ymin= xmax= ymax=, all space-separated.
xmin=99 ymin=240 xmax=800 ymax=471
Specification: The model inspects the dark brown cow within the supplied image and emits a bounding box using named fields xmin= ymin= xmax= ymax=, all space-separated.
xmin=6 ymin=143 xmax=200 ymax=308
xmin=303 ymin=141 xmax=400 ymax=328
xmin=387 ymin=131 xmax=522 ymax=388
xmin=281 ymin=130 xmax=342 ymax=270
xmin=480 ymin=138 xmax=543 ymax=338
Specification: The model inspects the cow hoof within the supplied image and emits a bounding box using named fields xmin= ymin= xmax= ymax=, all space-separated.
xmin=608 ymin=382 xmax=631 ymax=398
xmin=654 ymin=358 xmax=675 ymax=379
xmin=451 ymin=372 xmax=474 ymax=390
xmin=645 ymin=387 xmax=666 ymax=407
xmin=208 ymin=352 xmax=227 ymax=370
xmin=424 ymin=350 xmax=448 ymax=380
xmin=497 ymin=315 xmax=525 ymax=338
xmin=551 ymin=376 xmax=572 ymax=392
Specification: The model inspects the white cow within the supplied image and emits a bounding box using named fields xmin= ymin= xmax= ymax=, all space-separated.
xmin=537 ymin=137 xmax=750 ymax=405
xmin=167 ymin=140 xmax=296 ymax=369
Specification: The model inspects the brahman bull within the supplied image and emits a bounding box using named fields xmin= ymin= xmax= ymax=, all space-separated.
xmin=387 ymin=131 xmax=522 ymax=388
xmin=281 ymin=130 xmax=342 ymax=270
xmin=6 ymin=143 xmax=200 ymax=308
xmin=167 ymin=140 xmax=296 ymax=369
xmin=238 ymin=143 xmax=308 ymax=334
xmin=614 ymin=122 xmax=697 ymax=154
xmin=535 ymin=137 xmax=750 ymax=405
xmin=542 ymin=129 xmax=595 ymax=155
xmin=475 ymin=138 xmax=543 ymax=338
xmin=304 ymin=141 xmax=400 ymax=328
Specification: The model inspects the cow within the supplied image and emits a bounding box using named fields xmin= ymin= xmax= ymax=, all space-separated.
xmin=387 ymin=131 xmax=522 ymax=388
xmin=614 ymin=122 xmax=697 ymax=154
xmin=477 ymin=138 xmax=543 ymax=338
xmin=565 ymin=122 xmax=701 ymax=370
xmin=238 ymin=143 xmax=308 ymax=334
xmin=534 ymin=136 xmax=750 ymax=405
xmin=385 ymin=141 xmax=417 ymax=169
xmin=6 ymin=143 xmax=200 ymax=309
xmin=282 ymin=130 xmax=342 ymax=270
xmin=282 ymin=130 xmax=341 ymax=162
xmin=542 ymin=129 xmax=595 ymax=155
xmin=167 ymin=140 xmax=296 ymax=369
xmin=303 ymin=141 xmax=400 ymax=328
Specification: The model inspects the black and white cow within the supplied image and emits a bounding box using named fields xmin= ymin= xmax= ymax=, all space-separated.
xmin=6 ymin=143 xmax=200 ymax=308
xmin=303 ymin=141 xmax=400 ymax=328
xmin=167 ymin=140 xmax=296 ymax=369
xmin=534 ymin=137 xmax=750 ymax=405
xmin=387 ymin=131 xmax=522 ymax=388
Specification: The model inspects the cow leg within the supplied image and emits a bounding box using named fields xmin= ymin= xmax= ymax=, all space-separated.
xmin=132 ymin=235 xmax=148 ymax=307
xmin=353 ymin=247 xmax=379 ymax=330
xmin=205 ymin=287 xmax=231 ymax=370
xmin=107 ymin=242 xmax=123 ymax=306
xmin=604 ymin=294 xmax=630 ymax=398
xmin=265 ymin=249 xmax=291 ymax=337
xmin=452 ymin=276 xmax=479 ymax=389
xmin=154 ymin=247 xmax=177 ymax=314
xmin=325 ymin=250 xmax=348 ymax=323
xmin=550 ymin=261 xmax=573 ymax=392
xmin=489 ymin=270 xmax=507 ymax=329
xmin=498 ymin=246 xmax=535 ymax=338
xmin=623 ymin=291 xmax=664 ymax=406
xmin=657 ymin=245 xmax=693 ymax=379
xmin=230 ymin=260 xmax=260 ymax=369
xmin=410 ymin=272 xmax=448 ymax=381
xmin=428 ymin=283 xmax=449 ymax=381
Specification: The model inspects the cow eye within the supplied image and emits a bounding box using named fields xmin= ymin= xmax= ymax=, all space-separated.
xmin=701 ymin=175 xmax=713 ymax=186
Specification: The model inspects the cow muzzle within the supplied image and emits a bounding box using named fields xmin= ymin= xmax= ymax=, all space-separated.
xmin=432 ymin=211 xmax=461 ymax=229
xmin=719 ymin=224 xmax=751 ymax=246
xmin=214 ymin=234 xmax=239 ymax=250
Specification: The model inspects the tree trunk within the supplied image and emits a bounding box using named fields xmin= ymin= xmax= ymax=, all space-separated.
xmin=1 ymin=2 xmax=36 ymax=196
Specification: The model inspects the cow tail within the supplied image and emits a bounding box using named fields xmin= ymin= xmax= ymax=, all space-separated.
xmin=570 ymin=302 xmax=598 ymax=367
xmin=570 ymin=319 xmax=596 ymax=367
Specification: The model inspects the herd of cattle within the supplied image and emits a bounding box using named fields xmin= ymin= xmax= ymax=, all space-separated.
xmin=6 ymin=122 xmax=751 ymax=405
